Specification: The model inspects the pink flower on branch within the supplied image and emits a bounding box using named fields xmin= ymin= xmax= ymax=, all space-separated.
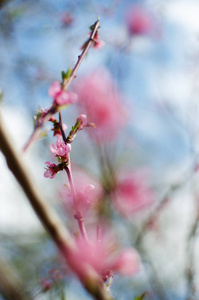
xmin=50 ymin=137 xmax=71 ymax=158
xmin=67 ymin=233 xmax=140 ymax=282
xmin=44 ymin=161 xmax=60 ymax=179
xmin=81 ymin=31 xmax=105 ymax=51
xmin=92 ymin=32 xmax=105 ymax=49
xmin=60 ymin=167 xmax=103 ymax=218
xmin=49 ymin=80 xmax=77 ymax=107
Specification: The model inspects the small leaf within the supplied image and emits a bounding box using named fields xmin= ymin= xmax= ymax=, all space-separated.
xmin=65 ymin=68 xmax=72 ymax=80
xmin=0 ymin=88 xmax=3 ymax=103
xmin=134 ymin=292 xmax=147 ymax=300
xmin=61 ymin=71 xmax=66 ymax=81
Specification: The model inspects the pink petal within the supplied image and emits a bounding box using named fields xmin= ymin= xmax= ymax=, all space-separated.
xmin=65 ymin=143 xmax=71 ymax=153
xmin=50 ymin=143 xmax=57 ymax=154
xmin=48 ymin=81 xmax=61 ymax=98
xmin=113 ymin=248 xmax=140 ymax=275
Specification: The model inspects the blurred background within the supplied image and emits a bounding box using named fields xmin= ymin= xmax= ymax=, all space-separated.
xmin=0 ymin=0 xmax=199 ymax=299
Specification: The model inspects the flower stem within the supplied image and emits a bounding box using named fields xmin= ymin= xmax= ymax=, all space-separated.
xmin=24 ymin=18 xmax=100 ymax=151
xmin=65 ymin=155 xmax=88 ymax=241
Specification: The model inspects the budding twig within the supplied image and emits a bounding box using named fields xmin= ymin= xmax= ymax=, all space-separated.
xmin=23 ymin=18 xmax=100 ymax=152
xmin=1 ymin=113 xmax=112 ymax=300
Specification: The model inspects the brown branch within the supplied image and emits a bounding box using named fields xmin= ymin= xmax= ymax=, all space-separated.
xmin=0 ymin=114 xmax=113 ymax=300
xmin=23 ymin=18 xmax=100 ymax=152
xmin=62 ymin=18 xmax=100 ymax=90
xmin=0 ymin=253 xmax=32 ymax=300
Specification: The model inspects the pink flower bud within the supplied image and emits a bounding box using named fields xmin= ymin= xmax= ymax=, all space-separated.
xmin=76 ymin=114 xmax=87 ymax=129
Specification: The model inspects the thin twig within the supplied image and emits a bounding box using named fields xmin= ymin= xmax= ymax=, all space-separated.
xmin=0 ymin=114 xmax=112 ymax=300
xmin=186 ymin=205 xmax=199 ymax=299
xmin=62 ymin=17 xmax=100 ymax=90
xmin=135 ymin=172 xmax=194 ymax=246
xmin=65 ymin=155 xmax=88 ymax=241
xmin=23 ymin=18 xmax=100 ymax=152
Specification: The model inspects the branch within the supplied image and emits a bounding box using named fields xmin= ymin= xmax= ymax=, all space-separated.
xmin=23 ymin=18 xmax=100 ymax=151
xmin=0 ymin=114 xmax=113 ymax=300
xmin=186 ymin=205 xmax=199 ymax=298
xmin=62 ymin=18 xmax=100 ymax=90
xmin=0 ymin=253 xmax=32 ymax=300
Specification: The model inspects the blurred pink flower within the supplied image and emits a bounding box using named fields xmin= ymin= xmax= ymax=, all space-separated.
xmin=44 ymin=161 xmax=59 ymax=179
xmin=67 ymin=233 xmax=140 ymax=282
xmin=61 ymin=12 xmax=74 ymax=27
xmin=50 ymin=137 xmax=71 ymax=157
xmin=112 ymin=248 xmax=140 ymax=275
xmin=49 ymin=81 xmax=77 ymax=106
xmin=126 ymin=5 xmax=155 ymax=36
xmin=75 ymin=69 xmax=127 ymax=141
xmin=92 ymin=32 xmax=105 ymax=49
xmin=113 ymin=171 xmax=154 ymax=216
xmin=60 ymin=167 xmax=103 ymax=217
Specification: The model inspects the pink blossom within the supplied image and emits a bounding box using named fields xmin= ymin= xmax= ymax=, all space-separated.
xmin=50 ymin=138 xmax=71 ymax=157
xmin=41 ymin=278 xmax=52 ymax=291
xmin=76 ymin=114 xmax=88 ymax=130
xmin=113 ymin=171 xmax=154 ymax=216
xmin=48 ymin=81 xmax=77 ymax=107
xmin=49 ymin=81 xmax=61 ymax=98
xmin=67 ymin=233 xmax=140 ymax=282
xmin=75 ymin=69 xmax=127 ymax=141
xmin=44 ymin=161 xmax=59 ymax=179
xmin=112 ymin=248 xmax=140 ymax=275
xmin=126 ymin=5 xmax=154 ymax=36
xmin=55 ymin=90 xmax=77 ymax=106
xmin=60 ymin=167 xmax=102 ymax=217
xmin=93 ymin=32 xmax=105 ymax=50
xmin=61 ymin=12 xmax=74 ymax=27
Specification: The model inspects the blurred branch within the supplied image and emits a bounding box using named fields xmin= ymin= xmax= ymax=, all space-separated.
xmin=0 ymin=113 xmax=113 ymax=300
xmin=186 ymin=200 xmax=199 ymax=299
xmin=133 ymin=171 xmax=196 ymax=300
xmin=0 ymin=253 xmax=32 ymax=300
xmin=135 ymin=171 xmax=194 ymax=246
xmin=0 ymin=0 xmax=8 ymax=9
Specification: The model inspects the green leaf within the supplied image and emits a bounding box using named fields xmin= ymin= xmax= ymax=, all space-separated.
xmin=61 ymin=71 xmax=66 ymax=81
xmin=61 ymin=68 xmax=72 ymax=81
xmin=0 ymin=88 xmax=3 ymax=103
xmin=134 ymin=292 xmax=147 ymax=300
xmin=65 ymin=68 xmax=72 ymax=80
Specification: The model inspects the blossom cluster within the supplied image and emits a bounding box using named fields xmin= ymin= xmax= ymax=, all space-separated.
xmin=39 ymin=22 xmax=155 ymax=294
